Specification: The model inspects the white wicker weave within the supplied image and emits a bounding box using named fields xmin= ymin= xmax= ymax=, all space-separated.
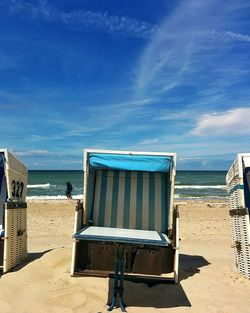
xmin=0 ymin=149 xmax=28 ymax=273
xmin=226 ymin=154 xmax=250 ymax=279
xmin=3 ymin=204 xmax=27 ymax=272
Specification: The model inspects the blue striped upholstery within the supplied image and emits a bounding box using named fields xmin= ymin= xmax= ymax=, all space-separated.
xmin=91 ymin=170 xmax=169 ymax=233
xmin=0 ymin=154 xmax=6 ymax=227
xmin=244 ymin=168 xmax=250 ymax=210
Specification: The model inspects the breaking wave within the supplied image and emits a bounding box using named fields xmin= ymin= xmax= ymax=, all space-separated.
xmin=27 ymin=183 xmax=51 ymax=189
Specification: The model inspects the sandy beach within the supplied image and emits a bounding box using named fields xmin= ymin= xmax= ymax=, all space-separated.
xmin=0 ymin=199 xmax=249 ymax=313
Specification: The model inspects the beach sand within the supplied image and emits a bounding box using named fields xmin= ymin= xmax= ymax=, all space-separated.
xmin=0 ymin=199 xmax=249 ymax=313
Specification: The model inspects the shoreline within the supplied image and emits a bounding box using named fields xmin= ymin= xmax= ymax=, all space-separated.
xmin=26 ymin=198 xmax=230 ymax=203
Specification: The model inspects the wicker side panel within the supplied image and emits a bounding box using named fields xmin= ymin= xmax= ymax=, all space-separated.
xmin=227 ymin=156 xmax=250 ymax=279
xmin=5 ymin=151 xmax=28 ymax=202
xmin=6 ymin=153 xmax=26 ymax=176
xmin=230 ymin=210 xmax=250 ymax=279
xmin=228 ymin=178 xmax=244 ymax=211
xmin=3 ymin=207 xmax=27 ymax=273
xmin=5 ymin=168 xmax=28 ymax=202
xmin=226 ymin=156 xmax=240 ymax=186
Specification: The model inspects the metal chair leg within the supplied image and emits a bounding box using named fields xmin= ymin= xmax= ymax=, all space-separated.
xmin=107 ymin=245 xmax=127 ymax=312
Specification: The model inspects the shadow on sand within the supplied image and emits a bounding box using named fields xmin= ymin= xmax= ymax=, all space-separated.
xmin=179 ymin=253 xmax=210 ymax=281
xmin=107 ymin=253 xmax=210 ymax=309
xmin=9 ymin=249 xmax=53 ymax=273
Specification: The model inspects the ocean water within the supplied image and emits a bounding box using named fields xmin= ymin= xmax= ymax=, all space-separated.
xmin=27 ymin=170 xmax=228 ymax=200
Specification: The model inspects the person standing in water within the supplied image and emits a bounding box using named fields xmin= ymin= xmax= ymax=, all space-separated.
xmin=66 ymin=181 xmax=73 ymax=199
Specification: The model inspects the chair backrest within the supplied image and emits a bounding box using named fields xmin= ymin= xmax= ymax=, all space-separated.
xmin=92 ymin=170 xmax=169 ymax=232
xmin=243 ymin=158 xmax=250 ymax=210
xmin=0 ymin=154 xmax=7 ymax=227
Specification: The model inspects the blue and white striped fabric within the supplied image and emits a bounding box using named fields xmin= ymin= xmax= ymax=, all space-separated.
xmin=91 ymin=170 xmax=169 ymax=233
xmin=0 ymin=154 xmax=7 ymax=227
xmin=244 ymin=167 xmax=250 ymax=210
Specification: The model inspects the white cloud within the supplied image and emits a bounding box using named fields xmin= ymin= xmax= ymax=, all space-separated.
xmin=14 ymin=149 xmax=50 ymax=156
xmin=61 ymin=160 xmax=82 ymax=164
xmin=154 ymin=110 xmax=199 ymax=121
xmin=3 ymin=0 xmax=159 ymax=39
xmin=29 ymin=135 xmax=49 ymax=141
xmin=138 ymin=138 xmax=159 ymax=145
xmin=194 ymin=30 xmax=250 ymax=43
xmin=192 ymin=108 xmax=250 ymax=136
xmin=179 ymin=157 xmax=203 ymax=161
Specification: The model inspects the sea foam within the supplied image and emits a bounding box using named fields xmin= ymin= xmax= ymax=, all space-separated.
xmin=27 ymin=194 xmax=83 ymax=200
xmin=175 ymin=185 xmax=226 ymax=189
xmin=27 ymin=183 xmax=51 ymax=189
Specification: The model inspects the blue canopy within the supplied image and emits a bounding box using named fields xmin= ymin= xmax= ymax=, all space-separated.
xmin=89 ymin=153 xmax=172 ymax=172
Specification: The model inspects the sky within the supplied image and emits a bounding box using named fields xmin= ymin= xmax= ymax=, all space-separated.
xmin=0 ymin=0 xmax=250 ymax=170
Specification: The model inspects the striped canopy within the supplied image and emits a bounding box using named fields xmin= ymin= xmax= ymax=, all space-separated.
xmin=89 ymin=153 xmax=171 ymax=172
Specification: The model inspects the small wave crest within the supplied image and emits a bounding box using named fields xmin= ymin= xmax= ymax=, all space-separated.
xmin=175 ymin=185 xmax=226 ymax=189
xmin=27 ymin=183 xmax=51 ymax=189
xmin=27 ymin=194 xmax=83 ymax=200
xmin=174 ymin=194 xmax=228 ymax=199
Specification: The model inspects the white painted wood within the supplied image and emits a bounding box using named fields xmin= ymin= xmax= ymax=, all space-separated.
xmin=78 ymin=226 xmax=167 ymax=242
xmin=0 ymin=149 xmax=28 ymax=202
xmin=84 ymin=148 xmax=176 ymax=159
xmin=243 ymin=156 xmax=250 ymax=169
xmin=174 ymin=212 xmax=180 ymax=283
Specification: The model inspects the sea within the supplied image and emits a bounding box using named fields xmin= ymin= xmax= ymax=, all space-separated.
xmin=27 ymin=170 xmax=228 ymax=200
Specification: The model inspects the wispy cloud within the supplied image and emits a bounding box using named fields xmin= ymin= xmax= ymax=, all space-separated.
xmin=29 ymin=135 xmax=49 ymax=141
xmin=134 ymin=0 xmax=250 ymax=101
xmin=138 ymin=138 xmax=159 ymax=145
xmin=194 ymin=30 xmax=250 ymax=43
xmin=179 ymin=157 xmax=203 ymax=161
xmin=13 ymin=149 xmax=50 ymax=156
xmin=192 ymin=108 xmax=250 ymax=136
xmin=153 ymin=110 xmax=199 ymax=122
xmin=61 ymin=160 xmax=82 ymax=165
xmin=2 ymin=0 xmax=159 ymax=39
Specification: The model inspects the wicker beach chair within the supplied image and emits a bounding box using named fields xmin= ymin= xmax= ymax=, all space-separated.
xmin=0 ymin=149 xmax=28 ymax=273
xmin=71 ymin=149 xmax=179 ymax=283
xmin=226 ymin=153 xmax=250 ymax=279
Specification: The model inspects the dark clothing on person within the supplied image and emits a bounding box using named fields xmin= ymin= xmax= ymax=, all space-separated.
xmin=66 ymin=181 xmax=73 ymax=199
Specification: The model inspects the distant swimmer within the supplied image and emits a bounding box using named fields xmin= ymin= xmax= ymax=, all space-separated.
xmin=66 ymin=181 xmax=73 ymax=199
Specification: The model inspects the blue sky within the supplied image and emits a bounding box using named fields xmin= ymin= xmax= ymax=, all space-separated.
xmin=1 ymin=0 xmax=250 ymax=170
